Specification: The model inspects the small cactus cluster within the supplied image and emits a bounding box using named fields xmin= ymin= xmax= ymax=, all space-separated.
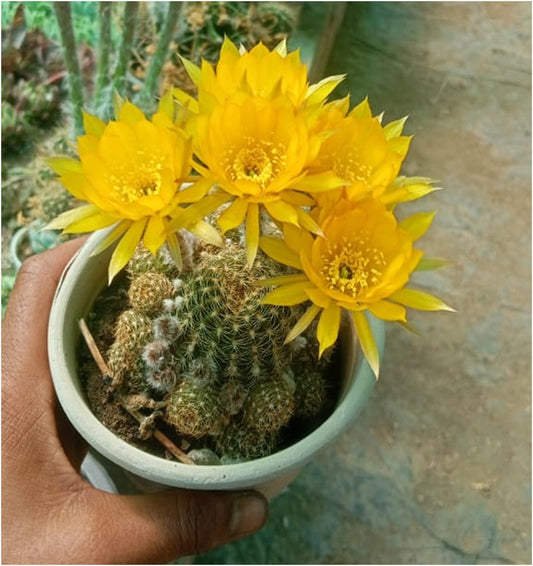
xmin=173 ymin=2 xmax=297 ymax=68
xmin=25 ymin=180 xmax=74 ymax=225
xmin=104 ymin=236 xmax=333 ymax=461
xmin=2 ymin=4 xmax=65 ymax=157
xmin=2 ymin=82 xmax=63 ymax=157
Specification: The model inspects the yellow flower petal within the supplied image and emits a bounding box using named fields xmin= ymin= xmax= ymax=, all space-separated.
xmin=350 ymin=97 xmax=372 ymax=120
xmin=82 ymin=111 xmax=106 ymax=136
xmin=381 ymin=176 xmax=441 ymax=205
xmin=262 ymin=281 xmax=310 ymax=306
xmin=352 ymin=311 xmax=380 ymax=378
xmin=169 ymin=192 xmax=229 ymax=231
xmin=255 ymin=273 xmax=308 ymax=287
xmin=317 ymin=302 xmax=342 ymax=357
xmin=383 ymin=115 xmax=408 ymax=139
xmin=305 ymin=286 xmax=331 ymax=309
xmin=157 ymin=89 xmax=174 ymax=119
xmin=90 ymin=221 xmax=131 ymax=258
xmin=399 ymin=212 xmax=436 ymax=241
xmin=263 ymin=199 xmax=299 ymax=226
xmin=282 ymin=224 xmax=314 ymax=256
xmin=118 ymin=100 xmax=146 ymax=125
xmin=44 ymin=204 xmax=100 ymax=231
xmin=179 ymin=54 xmax=202 ymax=86
xmin=54 ymin=171 xmax=90 ymax=201
xmin=108 ymin=219 xmax=147 ymax=283
xmin=188 ymin=219 xmax=224 ymax=247
xmin=281 ymin=191 xmax=316 ymax=208
xmin=143 ymin=215 xmax=166 ymax=254
xmin=177 ymin=178 xmax=214 ymax=204
xmin=367 ymin=300 xmax=407 ymax=322
xmin=296 ymin=207 xmax=323 ymax=236
xmin=63 ymin=211 xmax=117 ymax=234
xmin=172 ymin=87 xmax=199 ymax=115
xmin=218 ymin=198 xmax=248 ymax=233
xmin=415 ymin=257 xmax=450 ymax=271
xmin=306 ymin=74 xmax=345 ymax=106
xmin=245 ymin=203 xmax=260 ymax=268
xmin=259 ymin=236 xmax=302 ymax=269
xmin=165 ymin=231 xmax=183 ymax=272
xmin=293 ymin=171 xmax=347 ymax=193
xmin=47 ymin=157 xmax=83 ymax=176
xmin=285 ymin=304 xmax=321 ymax=344
xmin=273 ymin=38 xmax=287 ymax=56
xmin=113 ymin=90 xmax=125 ymax=119
xmin=390 ymin=288 xmax=455 ymax=312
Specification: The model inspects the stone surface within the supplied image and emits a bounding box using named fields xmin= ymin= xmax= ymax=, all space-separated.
xmin=196 ymin=2 xmax=531 ymax=564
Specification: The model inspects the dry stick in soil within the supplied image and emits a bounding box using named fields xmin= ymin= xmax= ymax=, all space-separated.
xmin=78 ymin=318 xmax=195 ymax=465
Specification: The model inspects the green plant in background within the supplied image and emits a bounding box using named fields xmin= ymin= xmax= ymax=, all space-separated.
xmin=1 ymin=1 xmax=102 ymax=46
xmin=1 ymin=3 xmax=66 ymax=155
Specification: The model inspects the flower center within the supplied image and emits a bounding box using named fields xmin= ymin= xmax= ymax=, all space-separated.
xmin=321 ymin=235 xmax=386 ymax=298
xmin=224 ymin=137 xmax=286 ymax=191
xmin=331 ymin=150 xmax=371 ymax=185
xmin=108 ymin=154 xmax=164 ymax=204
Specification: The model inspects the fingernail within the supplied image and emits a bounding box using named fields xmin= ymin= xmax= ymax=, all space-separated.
xmin=229 ymin=492 xmax=269 ymax=538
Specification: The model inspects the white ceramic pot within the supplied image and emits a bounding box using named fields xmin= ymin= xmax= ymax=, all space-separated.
xmin=48 ymin=229 xmax=385 ymax=498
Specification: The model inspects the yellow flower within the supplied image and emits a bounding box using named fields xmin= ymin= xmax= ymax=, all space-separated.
xmin=46 ymin=99 xmax=220 ymax=282
xmin=174 ymin=37 xmax=345 ymax=116
xmin=185 ymin=95 xmax=345 ymax=266
xmin=310 ymin=98 xmax=414 ymax=220
xmin=260 ymin=198 xmax=454 ymax=377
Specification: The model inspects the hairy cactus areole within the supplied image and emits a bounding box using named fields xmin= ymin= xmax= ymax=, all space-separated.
xmin=91 ymin=235 xmax=338 ymax=462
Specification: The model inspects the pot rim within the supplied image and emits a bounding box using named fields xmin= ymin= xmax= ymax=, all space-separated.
xmin=48 ymin=228 xmax=385 ymax=490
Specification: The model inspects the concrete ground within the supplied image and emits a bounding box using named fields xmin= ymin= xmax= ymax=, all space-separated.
xmin=196 ymin=3 xmax=531 ymax=564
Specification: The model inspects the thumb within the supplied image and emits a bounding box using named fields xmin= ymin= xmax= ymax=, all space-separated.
xmin=85 ymin=487 xmax=269 ymax=563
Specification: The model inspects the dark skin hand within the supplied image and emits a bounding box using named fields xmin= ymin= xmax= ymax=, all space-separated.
xmin=2 ymin=238 xmax=269 ymax=564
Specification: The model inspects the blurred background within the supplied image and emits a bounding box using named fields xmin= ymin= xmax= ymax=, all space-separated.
xmin=2 ymin=2 xmax=530 ymax=563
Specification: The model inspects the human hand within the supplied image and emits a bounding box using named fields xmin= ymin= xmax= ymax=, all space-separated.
xmin=2 ymin=239 xmax=269 ymax=564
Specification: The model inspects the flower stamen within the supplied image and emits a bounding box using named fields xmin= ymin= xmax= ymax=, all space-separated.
xmin=321 ymin=235 xmax=386 ymax=298
xmin=223 ymin=137 xmax=286 ymax=192
xmin=331 ymin=150 xmax=371 ymax=185
xmin=108 ymin=155 xmax=164 ymax=203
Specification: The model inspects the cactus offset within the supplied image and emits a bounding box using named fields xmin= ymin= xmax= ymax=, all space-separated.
xmin=215 ymin=421 xmax=278 ymax=461
xmin=128 ymin=271 xmax=175 ymax=314
xmin=166 ymin=379 xmax=222 ymax=438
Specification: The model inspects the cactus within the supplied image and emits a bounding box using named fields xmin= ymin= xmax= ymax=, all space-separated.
xmin=215 ymin=421 xmax=278 ymax=461
xmin=14 ymin=81 xmax=63 ymax=128
xmin=126 ymin=242 xmax=179 ymax=278
xmin=100 ymin=236 xmax=335 ymax=460
xmin=127 ymin=271 xmax=175 ymax=314
xmin=107 ymin=309 xmax=153 ymax=387
xmin=1 ymin=102 xmax=30 ymax=157
xmin=166 ymin=379 xmax=222 ymax=438
xmin=294 ymin=371 xmax=328 ymax=419
xmin=242 ymin=378 xmax=294 ymax=434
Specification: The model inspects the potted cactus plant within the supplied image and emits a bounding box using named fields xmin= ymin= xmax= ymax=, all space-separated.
xmin=46 ymin=39 xmax=452 ymax=495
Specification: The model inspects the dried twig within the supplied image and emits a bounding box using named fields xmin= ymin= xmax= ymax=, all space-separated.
xmin=79 ymin=318 xmax=111 ymax=378
xmin=78 ymin=318 xmax=195 ymax=465
xmin=126 ymin=407 xmax=195 ymax=464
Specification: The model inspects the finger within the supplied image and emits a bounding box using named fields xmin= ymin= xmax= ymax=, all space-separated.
xmin=2 ymin=237 xmax=86 ymax=392
xmin=83 ymin=488 xmax=269 ymax=563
